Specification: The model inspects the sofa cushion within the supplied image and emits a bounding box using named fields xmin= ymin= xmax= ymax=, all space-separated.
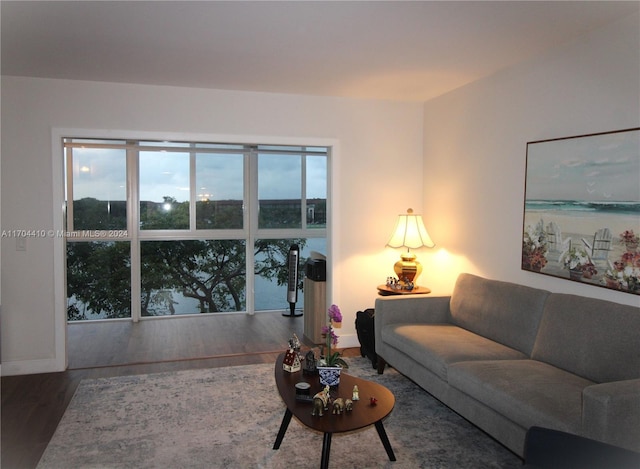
xmin=381 ymin=323 xmax=528 ymax=381
xmin=448 ymin=360 xmax=593 ymax=434
xmin=450 ymin=273 xmax=550 ymax=356
xmin=532 ymin=293 xmax=640 ymax=383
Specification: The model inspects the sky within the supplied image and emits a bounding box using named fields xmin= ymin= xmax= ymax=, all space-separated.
xmin=72 ymin=146 xmax=327 ymax=203
xmin=525 ymin=129 xmax=639 ymax=203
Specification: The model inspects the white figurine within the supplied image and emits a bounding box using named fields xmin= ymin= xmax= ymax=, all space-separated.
xmin=352 ymin=385 xmax=359 ymax=401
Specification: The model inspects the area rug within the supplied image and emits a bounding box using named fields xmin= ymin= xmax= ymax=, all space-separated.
xmin=37 ymin=357 xmax=522 ymax=468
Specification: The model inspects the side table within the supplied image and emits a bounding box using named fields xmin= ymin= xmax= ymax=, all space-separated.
xmin=377 ymin=284 xmax=431 ymax=296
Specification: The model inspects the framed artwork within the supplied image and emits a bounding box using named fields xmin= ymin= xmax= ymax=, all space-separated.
xmin=522 ymin=127 xmax=640 ymax=295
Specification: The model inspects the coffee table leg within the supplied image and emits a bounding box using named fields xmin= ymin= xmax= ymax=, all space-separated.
xmin=374 ymin=420 xmax=396 ymax=461
xmin=273 ymin=408 xmax=292 ymax=450
xmin=320 ymin=432 xmax=332 ymax=469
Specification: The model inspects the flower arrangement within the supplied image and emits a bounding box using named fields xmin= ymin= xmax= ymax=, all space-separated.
xmin=580 ymin=261 xmax=598 ymax=279
xmin=559 ymin=246 xmax=591 ymax=271
xmin=522 ymin=221 xmax=548 ymax=271
xmin=620 ymin=230 xmax=640 ymax=244
xmin=320 ymin=304 xmax=348 ymax=368
xmin=604 ymin=251 xmax=640 ymax=293
xmin=621 ymin=230 xmax=639 ymax=252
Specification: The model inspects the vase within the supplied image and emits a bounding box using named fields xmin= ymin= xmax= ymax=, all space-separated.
xmin=318 ymin=366 xmax=341 ymax=386
xmin=569 ymin=269 xmax=583 ymax=281
xmin=605 ymin=277 xmax=620 ymax=290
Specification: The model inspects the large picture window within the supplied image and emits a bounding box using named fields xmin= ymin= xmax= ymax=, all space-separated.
xmin=64 ymin=138 xmax=328 ymax=320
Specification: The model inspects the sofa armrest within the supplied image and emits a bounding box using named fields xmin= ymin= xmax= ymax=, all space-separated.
xmin=374 ymin=295 xmax=451 ymax=346
xmin=582 ymin=379 xmax=640 ymax=452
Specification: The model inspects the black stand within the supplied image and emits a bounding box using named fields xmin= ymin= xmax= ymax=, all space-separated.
xmin=282 ymin=302 xmax=303 ymax=317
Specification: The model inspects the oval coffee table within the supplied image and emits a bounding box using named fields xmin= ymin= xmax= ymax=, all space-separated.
xmin=273 ymin=352 xmax=396 ymax=468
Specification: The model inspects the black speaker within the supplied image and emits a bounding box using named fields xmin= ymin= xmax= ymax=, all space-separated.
xmin=306 ymin=258 xmax=326 ymax=281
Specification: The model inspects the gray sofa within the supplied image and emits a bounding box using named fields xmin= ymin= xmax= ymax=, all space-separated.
xmin=374 ymin=273 xmax=640 ymax=457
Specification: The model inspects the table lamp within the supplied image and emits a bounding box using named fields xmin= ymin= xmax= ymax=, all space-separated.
xmin=386 ymin=208 xmax=435 ymax=286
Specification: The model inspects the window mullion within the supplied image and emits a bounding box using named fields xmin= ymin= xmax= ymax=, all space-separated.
xmin=301 ymin=155 xmax=307 ymax=230
xmin=246 ymin=150 xmax=256 ymax=315
xmin=190 ymin=147 xmax=197 ymax=231
xmin=128 ymin=145 xmax=141 ymax=322
xmin=65 ymin=147 xmax=74 ymax=231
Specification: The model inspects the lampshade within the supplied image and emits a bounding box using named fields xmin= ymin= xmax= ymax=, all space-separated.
xmin=386 ymin=208 xmax=435 ymax=287
xmin=386 ymin=208 xmax=435 ymax=249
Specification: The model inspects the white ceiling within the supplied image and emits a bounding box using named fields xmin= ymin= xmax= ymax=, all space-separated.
xmin=2 ymin=1 xmax=638 ymax=102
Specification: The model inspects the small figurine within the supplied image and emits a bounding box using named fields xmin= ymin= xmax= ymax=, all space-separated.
xmin=370 ymin=396 xmax=378 ymax=406
xmin=332 ymin=398 xmax=345 ymax=415
xmin=283 ymin=348 xmax=301 ymax=372
xmin=288 ymin=333 xmax=301 ymax=352
xmin=303 ymin=350 xmax=317 ymax=375
xmin=311 ymin=386 xmax=331 ymax=417
xmin=345 ymin=399 xmax=353 ymax=411
xmin=352 ymin=385 xmax=360 ymax=401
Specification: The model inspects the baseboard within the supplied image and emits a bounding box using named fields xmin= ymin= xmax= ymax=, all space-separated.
xmin=1 ymin=357 xmax=65 ymax=376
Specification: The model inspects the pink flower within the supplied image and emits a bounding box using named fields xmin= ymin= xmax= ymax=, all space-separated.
xmin=321 ymin=326 xmax=339 ymax=346
xmin=328 ymin=304 xmax=342 ymax=323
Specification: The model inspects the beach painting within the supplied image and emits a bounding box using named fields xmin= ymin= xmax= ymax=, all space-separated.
xmin=522 ymin=127 xmax=640 ymax=295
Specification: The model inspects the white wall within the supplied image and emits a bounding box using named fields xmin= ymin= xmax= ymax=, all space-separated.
xmin=1 ymin=79 xmax=424 ymax=375
xmin=422 ymin=12 xmax=640 ymax=309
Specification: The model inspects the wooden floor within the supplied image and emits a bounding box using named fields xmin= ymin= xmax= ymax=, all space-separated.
xmin=2 ymin=312 xmax=356 ymax=469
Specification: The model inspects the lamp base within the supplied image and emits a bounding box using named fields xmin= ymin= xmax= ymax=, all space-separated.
xmin=393 ymin=251 xmax=423 ymax=285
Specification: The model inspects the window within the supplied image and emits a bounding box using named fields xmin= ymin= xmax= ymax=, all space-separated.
xmin=64 ymin=138 xmax=328 ymax=320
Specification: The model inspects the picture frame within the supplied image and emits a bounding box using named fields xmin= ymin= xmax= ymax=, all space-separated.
xmin=522 ymin=127 xmax=640 ymax=295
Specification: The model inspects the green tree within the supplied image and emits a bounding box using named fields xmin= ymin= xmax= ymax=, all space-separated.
xmin=140 ymin=238 xmax=306 ymax=315
xmin=66 ymin=241 xmax=131 ymax=319
xmin=140 ymin=196 xmax=189 ymax=230
xmin=73 ymin=197 xmax=127 ymax=230
xmin=67 ymin=193 xmax=310 ymax=319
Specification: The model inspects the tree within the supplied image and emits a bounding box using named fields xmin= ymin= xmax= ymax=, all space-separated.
xmin=140 ymin=238 xmax=307 ymax=315
xmin=67 ymin=196 xmax=310 ymax=319
xmin=68 ymin=237 xmax=307 ymax=319
xmin=66 ymin=241 xmax=131 ymax=319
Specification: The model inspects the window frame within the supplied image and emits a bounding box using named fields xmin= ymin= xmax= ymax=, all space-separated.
xmin=60 ymin=133 xmax=331 ymax=321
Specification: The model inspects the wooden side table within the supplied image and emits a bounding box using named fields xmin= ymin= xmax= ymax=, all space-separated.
xmin=377 ymin=284 xmax=431 ymax=296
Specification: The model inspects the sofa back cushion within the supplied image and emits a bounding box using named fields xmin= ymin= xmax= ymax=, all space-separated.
xmin=532 ymin=293 xmax=640 ymax=383
xmin=450 ymin=273 xmax=550 ymax=355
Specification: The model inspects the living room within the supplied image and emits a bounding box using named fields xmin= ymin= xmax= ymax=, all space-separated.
xmin=1 ymin=1 xmax=639 ymax=466
xmin=2 ymin=0 xmax=638 ymax=378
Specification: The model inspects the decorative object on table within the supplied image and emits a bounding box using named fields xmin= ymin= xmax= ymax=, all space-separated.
xmin=370 ymin=396 xmax=378 ymax=406
xmin=282 ymin=348 xmax=301 ymax=373
xmin=522 ymin=127 xmax=640 ymax=295
xmin=295 ymin=382 xmax=312 ymax=402
xmin=377 ymin=283 xmax=431 ymax=296
xmin=288 ymin=333 xmax=301 ymax=352
xmin=303 ymin=350 xmax=318 ymax=375
xmin=559 ymin=246 xmax=596 ymax=281
xmin=344 ymin=399 xmax=353 ymax=411
xmin=386 ymin=208 xmax=435 ymax=288
xmin=332 ymin=398 xmax=345 ymax=415
xmin=352 ymin=385 xmax=359 ymax=401
xmin=317 ymin=365 xmax=342 ymax=387
xmin=311 ymin=386 xmax=330 ymax=417
xmin=318 ymin=304 xmax=348 ymax=386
